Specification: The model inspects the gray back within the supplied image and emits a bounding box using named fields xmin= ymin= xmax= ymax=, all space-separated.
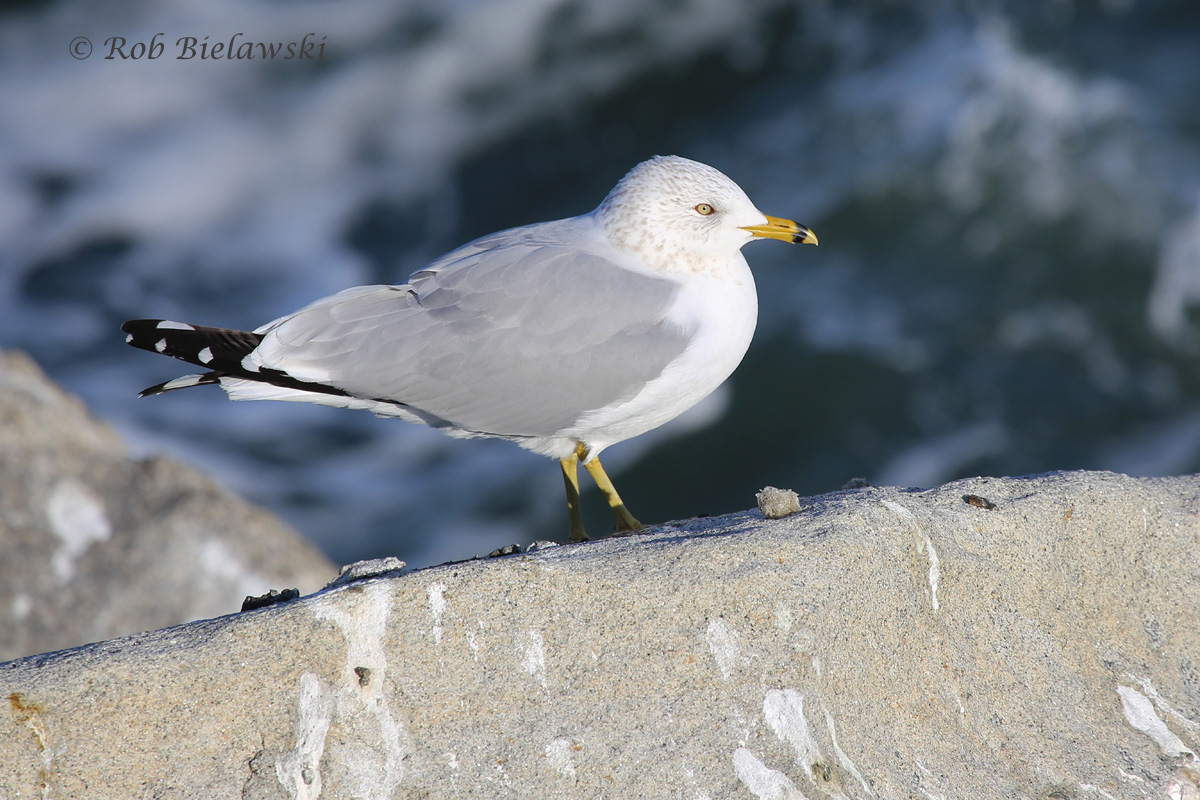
xmin=258 ymin=222 xmax=691 ymax=436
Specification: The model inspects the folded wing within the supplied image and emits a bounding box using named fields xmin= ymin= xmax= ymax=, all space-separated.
xmin=243 ymin=222 xmax=692 ymax=437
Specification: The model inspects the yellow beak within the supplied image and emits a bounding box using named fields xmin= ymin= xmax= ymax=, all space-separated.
xmin=741 ymin=215 xmax=818 ymax=245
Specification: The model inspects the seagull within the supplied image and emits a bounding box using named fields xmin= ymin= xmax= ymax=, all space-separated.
xmin=123 ymin=155 xmax=817 ymax=543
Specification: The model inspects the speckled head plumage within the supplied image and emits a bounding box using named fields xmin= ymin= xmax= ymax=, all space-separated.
xmin=594 ymin=155 xmax=812 ymax=274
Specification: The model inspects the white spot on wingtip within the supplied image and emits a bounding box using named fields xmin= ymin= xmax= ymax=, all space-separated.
xmin=124 ymin=333 xmax=133 ymax=343
xmin=161 ymin=374 xmax=204 ymax=391
xmin=197 ymin=346 xmax=213 ymax=364
xmin=155 ymin=338 xmax=167 ymax=352
xmin=157 ymin=320 xmax=194 ymax=330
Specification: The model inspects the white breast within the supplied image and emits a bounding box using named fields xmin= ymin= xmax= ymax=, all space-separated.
xmin=562 ymin=256 xmax=759 ymax=457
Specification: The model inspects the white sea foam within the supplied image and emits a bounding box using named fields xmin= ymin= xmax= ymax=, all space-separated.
xmin=4 ymin=1 xmax=1195 ymax=568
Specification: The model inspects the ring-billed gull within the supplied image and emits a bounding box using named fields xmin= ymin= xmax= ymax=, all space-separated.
xmin=122 ymin=155 xmax=817 ymax=542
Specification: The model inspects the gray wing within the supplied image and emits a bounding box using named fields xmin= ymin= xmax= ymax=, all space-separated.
xmin=250 ymin=221 xmax=691 ymax=436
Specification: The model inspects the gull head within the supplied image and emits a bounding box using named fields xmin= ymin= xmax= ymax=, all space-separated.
xmin=594 ymin=155 xmax=816 ymax=274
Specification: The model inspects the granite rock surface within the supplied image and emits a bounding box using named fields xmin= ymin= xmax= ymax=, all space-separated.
xmin=2 ymin=470 xmax=1198 ymax=799
xmin=0 ymin=348 xmax=335 ymax=661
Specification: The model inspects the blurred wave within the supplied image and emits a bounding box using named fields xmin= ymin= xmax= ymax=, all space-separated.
xmin=2 ymin=0 xmax=1198 ymax=566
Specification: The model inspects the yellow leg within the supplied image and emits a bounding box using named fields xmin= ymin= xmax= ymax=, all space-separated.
xmin=579 ymin=443 xmax=644 ymax=532
xmin=560 ymin=452 xmax=588 ymax=542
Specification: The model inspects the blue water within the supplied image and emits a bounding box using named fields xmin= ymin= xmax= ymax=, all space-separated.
xmin=3 ymin=0 xmax=1199 ymax=567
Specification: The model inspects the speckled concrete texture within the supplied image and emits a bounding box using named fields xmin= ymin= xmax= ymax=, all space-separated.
xmin=2 ymin=470 xmax=1197 ymax=799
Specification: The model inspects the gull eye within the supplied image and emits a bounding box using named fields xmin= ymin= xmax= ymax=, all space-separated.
xmin=694 ymin=203 xmax=715 ymax=216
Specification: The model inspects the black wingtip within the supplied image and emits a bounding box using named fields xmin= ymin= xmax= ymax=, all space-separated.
xmin=122 ymin=319 xmax=171 ymax=353
xmin=137 ymin=372 xmax=223 ymax=397
xmin=119 ymin=319 xmax=354 ymax=402
xmin=122 ymin=319 xmax=164 ymax=337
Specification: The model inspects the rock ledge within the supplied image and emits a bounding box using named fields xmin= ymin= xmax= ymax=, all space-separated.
xmin=2 ymin=470 xmax=1198 ymax=799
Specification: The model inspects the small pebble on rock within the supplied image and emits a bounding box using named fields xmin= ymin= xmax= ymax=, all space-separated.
xmin=756 ymin=486 xmax=802 ymax=519
xmin=326 ymin=557 xmax=408 ymax=589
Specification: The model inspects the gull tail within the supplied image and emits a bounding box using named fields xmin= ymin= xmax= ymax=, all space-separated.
xmin=121 ymin=318 xmax=357 ymax=401
xmin=122 ymin=319 xmax=266 ymax=397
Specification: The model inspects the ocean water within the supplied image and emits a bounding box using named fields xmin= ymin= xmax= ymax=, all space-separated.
xmin=2 ymin=0 xmax=1198 ymax=568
